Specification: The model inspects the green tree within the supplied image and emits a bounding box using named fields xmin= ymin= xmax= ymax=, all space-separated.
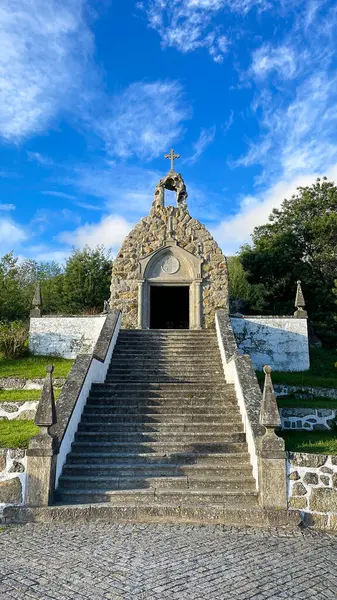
xmin=61 ymin=246 xmax=112 ymax=314
xmin=240 ymin=177 xmax=337 ymax=330
xmin=227 ymin=255 xmax=266 ymax=313
xmin=0 ymin=253 xmax=27 ymax=320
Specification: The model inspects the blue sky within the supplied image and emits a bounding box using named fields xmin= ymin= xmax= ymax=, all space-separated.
xmin=1 ymin=0 xmax=337 ymax=261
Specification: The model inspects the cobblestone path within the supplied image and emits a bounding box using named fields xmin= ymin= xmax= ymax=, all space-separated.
xmin=0 ymin=523 xmax=336 ymax=599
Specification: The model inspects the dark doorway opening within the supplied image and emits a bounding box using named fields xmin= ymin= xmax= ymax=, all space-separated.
xmin=150 ymin=286 xmax=189 ymax=329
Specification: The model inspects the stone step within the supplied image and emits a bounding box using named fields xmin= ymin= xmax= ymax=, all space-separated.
xmin=66 ymin=451 xmax=250 ymax=466
xmin=104 ymin=376 xmax=225 ymax=383
xmin=4 ymin=504 xmax=299 ymax=527
xmin=86 ymin=396 xmax=237 ymax=414
xmin=89 ymin=390 xmax=236 ymax=399
xmin=54 ymin=488 xmax=259 ymax=506
xmin=107 ymin=371 xmax=224 ymax=377
xmin=75 ymin=431 xmax=246 ymax=443
xmin=71 ymin=441 xmax=248 ymax=453
xmin=85 ymin=405 xmax=237 ymax=416
xmin=108 ymin=364 xmax=223 ymax=372
xmin=77 ymin=422 xmax=243 ymax=433
xmin=95 ymin=384 xmax=231 ymax=392
xmin=113 ymin=344 xmax=220 ymax=350
xmin=119 ymin=330 xmax=217 ymax=335
xmin=62 ymin=463 xmax=253 ymax=478
xmin=111 ymin=346 xmax=221 ymax=362
xmin=81 ymin=412 xmax=241 ymax=423
xmin=58 ymin=475 xmax=256 ymax=491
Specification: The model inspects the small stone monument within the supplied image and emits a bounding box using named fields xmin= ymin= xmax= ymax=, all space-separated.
xmin=30 ymin=282 xmax=42 ymax=317
xmin=257 ymin=365 xmax=287 ymax=509
xmin=294 ymin=280 xmax=307 ymax=318
xmin=25 ymin=365 xmax=58 ymax=506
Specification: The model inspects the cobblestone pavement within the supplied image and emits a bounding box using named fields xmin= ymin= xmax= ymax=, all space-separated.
xmin=0 ymin=523 xmax=336 ymax=599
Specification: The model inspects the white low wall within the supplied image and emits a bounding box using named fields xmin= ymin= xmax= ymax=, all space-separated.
xmin=29 ymin=315 xmax=107 ymax=359
xmin=231 ymin=316 xmax=309 ymax=372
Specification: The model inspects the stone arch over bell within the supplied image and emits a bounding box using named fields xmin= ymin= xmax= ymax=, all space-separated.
xmin=137 ymin=241 xmax=203 ymax=329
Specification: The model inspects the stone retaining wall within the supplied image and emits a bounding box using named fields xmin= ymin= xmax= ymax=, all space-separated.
xmin=281 ymin=408 xmax=336 ymax=431
xmin=231 ymin=316 xmax=309 ymax=372
xmin=0 ymin=449 xmax=27 ymax=517
xmin=0 ymin=377 xmax=65 ymax=390
xmin=0 ymin=402 xmax=38 ymax=421
xmin=287 ymin=452 xmax=337 ymax=529
xmin=29 ymin=315 xmax=107 ymax=359
xmin=275 ymin=384 xmax=337 ymax=400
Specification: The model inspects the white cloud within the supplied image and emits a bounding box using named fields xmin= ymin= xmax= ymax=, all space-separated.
xmin=66 ymin=163 xmax=161 ymax=215
xmin=42 ymin=191 xmax=77 ymax=200
xmin=0 ymin=0 xmax=94 ymax=141
xmin=0 ymin=217 xmax=27 ymax=252
xmin=213 ymin=163 xmax=337 ymax=255
xmin=237 ymin=71 xmax=337 ymax=182
xmin=27 ymin=152 xmax=53 ymax=166
xmin=59 ymin=215 xmax=133 ymax=251
xmin=97 ymin=81 xmax=190 ymax=160
xmin=0 ymin=203 xmax=15 ymax=211
xmin=250 ymin=44 xmax=298 ymax=79
xmin=141 ymin=0 xmax=270 ymax=62
xmin=185 ymin=126 xmax=216 ymax=164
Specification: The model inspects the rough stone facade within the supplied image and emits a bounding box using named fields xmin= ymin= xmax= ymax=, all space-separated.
xmin=110 ymin=199 xmax=229 ymax=329
xmin=231 ymin=316 xmax=309 ymax=371
xmin=281 ymin=408 xmax=336 ymax=431
xmin=0 ymin=449 xmax=26 ymax=515
xmin=0 ymin=401 xmax=38 ymax=421
xmin=287 ymin=452 xmax=337 ymax=529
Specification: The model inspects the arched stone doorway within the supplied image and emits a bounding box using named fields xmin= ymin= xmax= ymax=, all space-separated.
xmin=137 ymin=241 xmax=203 ymax=329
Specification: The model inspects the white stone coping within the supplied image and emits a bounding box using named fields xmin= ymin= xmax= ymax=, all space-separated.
xmin=215 ymin=310 xmax=264 ymax=489
xmin=54 ymin=311 xmax=122 ymax=486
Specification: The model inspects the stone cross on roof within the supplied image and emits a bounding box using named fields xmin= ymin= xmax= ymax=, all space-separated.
xmin=164 ymin=149 xmax=180 ymax=172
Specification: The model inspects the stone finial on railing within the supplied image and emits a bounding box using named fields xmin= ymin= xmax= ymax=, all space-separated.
xmin=294 ymin=280 xmax=307 ymax=318
xmin=34 ymin=365 xmax=57 ymax=431
xmin=257 ymin=365 xmax=287 ymax=510
xmin=25 ymin=365 xmax=58 ymax=507
xmin=30 ymin=282 xmax=42 ymax=317
xmin=260 ymin=366 xmax=281 ymax=430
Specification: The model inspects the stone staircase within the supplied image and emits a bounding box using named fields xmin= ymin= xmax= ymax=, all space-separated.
xmin=54 ymin=330 xmax=265 ymax=523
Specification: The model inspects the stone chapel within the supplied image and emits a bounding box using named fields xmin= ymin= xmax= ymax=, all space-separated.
xmin=110 ymin=150 xmax=229 ymax=329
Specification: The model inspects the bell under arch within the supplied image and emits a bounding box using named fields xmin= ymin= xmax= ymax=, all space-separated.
xmin=137 ymin=241 xmax=203 ymax=329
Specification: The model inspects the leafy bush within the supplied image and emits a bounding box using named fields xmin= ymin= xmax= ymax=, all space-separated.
xmin=0 ymin=321 xmax=28 ymax=359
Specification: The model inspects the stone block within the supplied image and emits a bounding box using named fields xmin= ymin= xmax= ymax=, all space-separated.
xmin=320 ymin=475 xmax=330 ymax=486
xmin=8 ymin=461 xmax=25 ymax=473
xmin=321 ymin=467 xmax=333 ymax=474
xmin=303 ymin=472 xmax=319 ymax=485
xmin=0 ymin=450 xmax=6 ymax=472
xmin=310 ymin=488 xmax=337 ymax=512
xmin=289 ymin=470 xmax=300 ymax=481
xmin=302 ymin=513 xmax=329 ymax=530
xmin=292 ymin=482 xmax=307 ymax=496
xmin=0 ymin=477 xmax=22 ymax=504
xmin=330 ymin=515 xmax=337 ymax=531
xmin=18 ymin=410 xmax=37 ymax=420
xmin=289 ymin=453 xmax=327 ymax=468
xmin=332 ymin=473 xmax=337 ymax=488
xmin=331 ymin=456 xmax=337 ymax=466
xmin=289 ymin=497 xmax=307 ymax=509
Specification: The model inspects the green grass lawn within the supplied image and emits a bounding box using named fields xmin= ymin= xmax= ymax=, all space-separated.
xmin=277 ymin=394 xmax=337 ymax=409
xmin=0 ymin=388 xmax=62 ymax=403
xmin=0 ymin=355 xmax=73 ymax=379
xmin=256 ymin=347 xmax=337 ymax=389
xmin=0 ymin=420 xmax=39 ymax=449
xmin=280 ymin=430 xmax=337 ymax=455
